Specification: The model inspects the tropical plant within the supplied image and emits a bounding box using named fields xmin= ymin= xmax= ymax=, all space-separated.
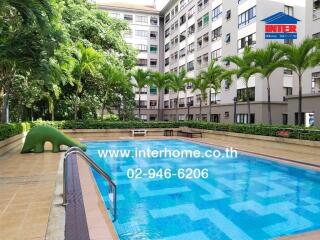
xmin=149 ymin=71 xmax=170 ymax=120
xmin=168 ymin=69 xmax=189 ymax=121
xmin=198 ymin=61 xmax=224 ymax=121
xmin=191 ymin=76 xmax=209 ymax=120
xmin=224 ymin=47 xmax=259 ymax=124
xmin=275 ymin=38 xmax=320 ymax=125
xmin=254 ymin=43 xmax=286 ymax=125
xmin=71 ymin=42 xmax=104 ymax=121
xmin=131 ymin=69 xmax=150 ymax=119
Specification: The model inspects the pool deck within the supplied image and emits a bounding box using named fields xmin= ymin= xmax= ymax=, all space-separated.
xmin=0 ymin=133 xmax=320 ymax=240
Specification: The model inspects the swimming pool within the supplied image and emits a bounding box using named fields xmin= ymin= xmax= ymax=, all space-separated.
xmin=86 ymin=139 xmax=320 ymax=240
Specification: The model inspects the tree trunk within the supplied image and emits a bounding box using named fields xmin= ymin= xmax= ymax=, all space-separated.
xmin=199 ymin=98 xmax=202 ymax=121
xmin=51 ymin=110 xmax=54 ymax=121
xmin=298 ymin=74 xmax=303 ymax=126
xmin=175 ymin=92 xmax=179 ymax=121
xmin=101 ymin=103 xmax=105 ymax=120
xmin=1 ymin=85 xmax=10 ymax=123
xmin=208 ymin=88 xmax=211 ymax=122
xmin=158 ymin=89 xmax=161 ymax=121
xmin=267 ymin=77 xmax=272 ymax=125
xmin=246 ymin=83 xmax=251 ymax=124
xmin=138 ymin=90 xmax=141 ymax=120
xmin=74 ymin=96 xmax=78 ymax=121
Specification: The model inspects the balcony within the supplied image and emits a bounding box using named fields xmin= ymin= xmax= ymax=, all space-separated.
xmin=179 ymin=103 xmax=185 ymax=108
xmin=313 ymin=9 xmax=320 ymax=20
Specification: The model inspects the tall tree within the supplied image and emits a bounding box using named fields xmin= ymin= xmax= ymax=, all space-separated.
xmin=149 ymin=71 xmax=170 ymax=120
xmin=71 ymin=42 xmax=104 ymax=121
xmin=168 ymin=69 xmax=188 ymax=121
xmin=131 ymin=69 xmax=150 ymax=120
xmin=191 ymin=76 xmax=209 ymax=121
xmin=276 ymin=38 xmax=320 ymax=125
xmin=254 ymin=43 xmax=286 ymax=125
xmin=224 ymin=47 xmax=258 ymax=124
xmin=198 ymin=61 xmax=224 ymax=121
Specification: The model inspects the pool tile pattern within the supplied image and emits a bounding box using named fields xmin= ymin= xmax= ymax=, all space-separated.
xmin=87 ymin=140 xmax=320 ymax=240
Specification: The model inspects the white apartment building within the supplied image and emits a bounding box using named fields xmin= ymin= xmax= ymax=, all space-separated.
xmin=99 ymin=2 xmax=161 ymax=121
xmin=100 ymin=0 xmax=320 ymax=126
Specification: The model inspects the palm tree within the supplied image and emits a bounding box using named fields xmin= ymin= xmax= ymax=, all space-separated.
xmin=224 ymin=47 xmax=258 ymax=124
xmin=0 ymin=0 xmax=53 ymax=28
xmin=131 ymin=69 xmax=150 ymax=120
xmin=149 ymin=71 xmax=170 ymax=120
xmin=168 ymin=69 xmax=188 ymax=121
xmin=254 ymin=43 xmax=287 ymax=125
xmin=191 ymin=76 xmax=209 ymax=121
xmin=199 ymin=61 xmax=224 ymax=121
xmin=71 ymin=42 xmax=103 ymax=121
xmin=276 ymin=38 xmax=320 ymax=125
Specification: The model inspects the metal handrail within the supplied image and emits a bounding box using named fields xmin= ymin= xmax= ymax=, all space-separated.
xmin=63 ymin=147 xmax=117 ymax=221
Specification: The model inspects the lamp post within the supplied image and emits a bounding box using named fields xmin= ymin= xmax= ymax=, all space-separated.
xmin=233 ymin=97 xmax=237 ymax=124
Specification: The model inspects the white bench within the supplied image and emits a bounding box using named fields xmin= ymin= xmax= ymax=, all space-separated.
xmin=131 ymin=129 xmax=147 ymax=137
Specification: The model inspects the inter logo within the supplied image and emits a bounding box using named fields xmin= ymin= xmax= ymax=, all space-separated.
xmin=262 ymin=12 xmax=300 ymax=39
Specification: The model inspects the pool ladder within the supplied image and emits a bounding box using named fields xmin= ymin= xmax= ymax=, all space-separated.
xmin=63 ymin=147 xmax=117 ymax=221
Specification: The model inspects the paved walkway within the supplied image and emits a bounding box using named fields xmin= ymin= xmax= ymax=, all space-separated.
xmin=0 ymin=150 xmax=61 ymax=240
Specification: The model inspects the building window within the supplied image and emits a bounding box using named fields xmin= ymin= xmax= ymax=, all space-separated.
xmin=238 ymin=33 xmax=256 ymax=50
xmin=179 ymin=64 xmax=185 ymax=72
xmin=150 ymin=16 xmax=158 ymax=25
xmin=197 ymin=17 xmax=203 ymax=29
xmin=187 ymin=42 xmax=195 ymax=53
xmin=196 ymin=56 xmax=202 ymax=68
xmin=225 ymin=33 xmax=231 ymax=43
xmin=188 ymin=24 xmax=195 ymax=36
xmin=135 ymin=44 xmax=148 ymax=52
xmin=210 ymin=114 xmax=220 ymax=123
xmin=180 ymin=14 xmax=186 ymax=25
xmin=282 ymin=114 xmax=288 ymax=125
xmin=136 ymin=15 xmax=148 ymax=23
xmin=179 ymin=48 xmax=186 ymax=58
xmin=179 ymin=31 xmax=186 ymax=42
xmin=165 ymin=43 xmax=170 ymax=52
xmin=284 ymin=87 xmax=292 ymax=96
xmin=110 ymin=13 xmax=120 ymax=18
xmin=135 ymin=30 xmax=148 ymax=37
xmin=197 ymin=36 xmax=203 ymax=49
xmin=150 ymin=45 xmax=158 ymax=53
xmin=211 ymin=48 xmax=221 ymax=61
xmin=165 ymin=28 xmax=170 ymax=38
xmin=203 ymin=12 xmax=209 ymax=26
xmin=312 ymin=72 xmax=320 ymax=93
xmin=188 ymin=5 xmax=196 ymax=19
xmin=284 ymin=69 xmax=293 ymax=75
xmin=237 ymin=87 xmax=255 ymax=101
xmin=150 ymin=86 xmax=157 ymax=95
xmin=150 ymin=59 xmax=158 ymax=68
xmin=284 ymin=5 xmax=294 ymax=16
xmin=312 ymin=32 xmax=320 ymax=39
xmin=187 ymin=61 xmax=194 ymax=72
xmin=238 ymin=6 xmax=256 ymax=28
xmin=212 ymin=4 xmax=222 ymax=20
xmin=150 ymin=31 xmax=157 ymax=39
xmin=284 ymin=39 xmax=293 ymax=45
xmin=224 ymin=112 xmax=229 ymax=118
xmin=165 ymin=58 xmax=170 ymax=66
xmin=164 ymin=101 xmax=169 ymax=108
xmin=137 ymin=59 xmax=148 ymax=66
xmin=225 ymin=9 xmax=231 ymax=20
xmin=237 ymin=114 xmax=255 ymax=124
xmin=212 ymin=26 xmax=222 ymax=41
xmin=165 ymin=13 xmax=170 ymax=23
xmin=124 ymin=14 xmax=133 ymax=21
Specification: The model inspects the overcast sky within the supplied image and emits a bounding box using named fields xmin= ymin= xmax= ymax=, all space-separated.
xmin=94 ymin=0 xmax=170 ymax=10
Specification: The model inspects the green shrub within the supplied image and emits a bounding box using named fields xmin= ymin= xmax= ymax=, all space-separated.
xmin=0 ymin=120 xmax=319 ymax=142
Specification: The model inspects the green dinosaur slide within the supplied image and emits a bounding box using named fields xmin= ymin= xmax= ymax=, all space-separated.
xmin=21 ymin=125 xmax=86 ymax=153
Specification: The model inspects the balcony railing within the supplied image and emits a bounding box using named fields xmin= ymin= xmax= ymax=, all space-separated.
xmin=313 ymin=9 xmax=320 ymax=20
xmin=179 ymin=103 xmax=185 ymax=107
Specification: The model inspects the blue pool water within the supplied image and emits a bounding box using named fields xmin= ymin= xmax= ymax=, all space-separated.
xmin=86 ymin=140 xmax=320 ymax=240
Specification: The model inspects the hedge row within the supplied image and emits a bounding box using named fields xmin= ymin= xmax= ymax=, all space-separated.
xmin=0 ymin=120 xmax=319 ymax=142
